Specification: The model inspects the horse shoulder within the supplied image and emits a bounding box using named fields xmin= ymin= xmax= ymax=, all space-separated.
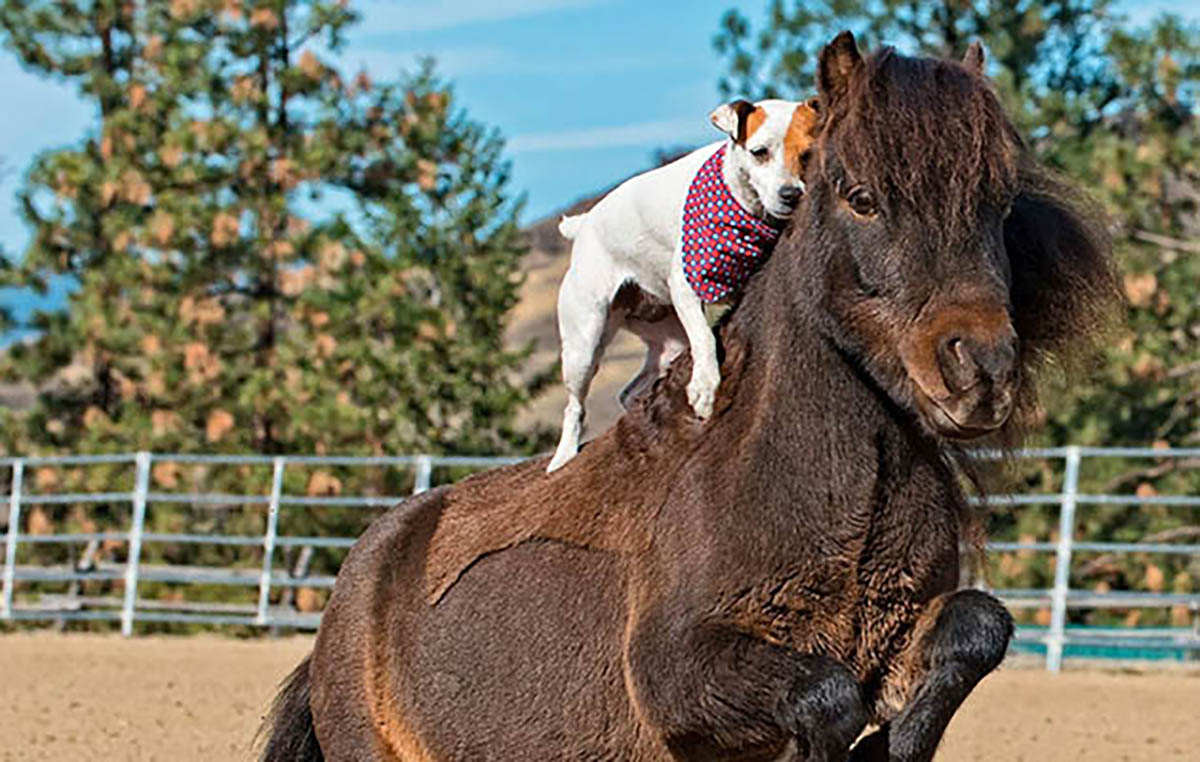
xmin=421 ymin=456 xmax=662 ymax=606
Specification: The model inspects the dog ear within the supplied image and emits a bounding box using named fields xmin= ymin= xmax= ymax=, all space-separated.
xmin=710 ymin=100 xmax=760 ymax=144
xmin=818 ymin=31 xmax=863 ymax=110
xmin=963 ymin=41 xmax=986 ymax=75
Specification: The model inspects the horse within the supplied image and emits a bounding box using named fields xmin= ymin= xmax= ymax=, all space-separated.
xmin=260 ymin=32 xmax=1119 ymax=762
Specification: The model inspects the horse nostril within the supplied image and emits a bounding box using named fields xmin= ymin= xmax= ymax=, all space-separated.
xmin=936 ymin=335 xmax=977 ymax=393
xmin=949 ymin=337 xmax=968 ymax=367
xmin=937 ymin=334 xmax=1017 ymax=393
xmin=979 ymin=337 xmax=1018 ymax=382
xmin=939 ymin=336 xmax=970 ymax=366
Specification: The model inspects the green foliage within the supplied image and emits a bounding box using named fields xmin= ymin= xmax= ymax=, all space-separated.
xmin=0 ymin=0 xmax=549 ymax=459
xmin=717 ymin=1 xmax=1200 ymax=627
xmin=0 ymin=0 xmax=551 ymax=624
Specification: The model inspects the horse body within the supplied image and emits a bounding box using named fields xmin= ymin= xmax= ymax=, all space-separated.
xmin=306 ymin=292 xmax=967 ymax=760
xmin=263 ymin=32 xmax=1119 ymax=762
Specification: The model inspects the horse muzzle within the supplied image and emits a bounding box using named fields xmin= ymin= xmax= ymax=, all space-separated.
xmin=899 ymin=300 xmax=1019 ymax=440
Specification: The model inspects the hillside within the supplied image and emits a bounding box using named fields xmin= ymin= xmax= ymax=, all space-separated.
xmin=507 ymin=193 xmax=650 ymax=441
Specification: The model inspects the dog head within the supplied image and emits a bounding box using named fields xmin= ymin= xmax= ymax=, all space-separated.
xmin=710 ymin=98 xmax=820 ymax=220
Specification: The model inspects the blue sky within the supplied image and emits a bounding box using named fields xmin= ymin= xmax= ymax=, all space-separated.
xmin=1 ymin=0 xmax=1197 ymax=269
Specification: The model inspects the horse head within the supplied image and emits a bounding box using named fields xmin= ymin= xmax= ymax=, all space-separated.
xmin=786 ymin=32 xmax=1119 ymax=444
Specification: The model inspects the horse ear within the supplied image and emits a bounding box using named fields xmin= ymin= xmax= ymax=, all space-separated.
xmin=818 ymin=31 xmax=864 ymax=108
xmin=963 ymin=41 xmax=986 ymax=75
xmin=710 ymin=99 xmax=759 ymax=143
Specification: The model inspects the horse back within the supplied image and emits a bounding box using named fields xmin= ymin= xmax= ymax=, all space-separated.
xmin=309 ymin=469 xmax=665 ymax=761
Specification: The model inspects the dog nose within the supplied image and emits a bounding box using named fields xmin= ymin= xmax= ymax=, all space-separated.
xmin=779 ymin=186 xmax=803 ymax=206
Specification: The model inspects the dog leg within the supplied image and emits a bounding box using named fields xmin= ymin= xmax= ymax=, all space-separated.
xmin=619 ymin=342 xmax=662 ymax=412
xmin=549 ymin=270 xmax=620 ymax=472
xmin=669 ymin=269 xmax=720 ymax=419
xmin=620 ymin=315 xmax=687 ymax=410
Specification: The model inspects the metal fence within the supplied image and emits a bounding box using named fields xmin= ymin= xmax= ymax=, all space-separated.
xmin=1 ymin=447 xmax=1198 ymax=672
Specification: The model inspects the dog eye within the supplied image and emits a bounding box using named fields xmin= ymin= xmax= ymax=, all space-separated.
xmin=750 ymin=147 xmax=770 ymax=161
xmin=847 ymin=187 xmax=878 ymax=218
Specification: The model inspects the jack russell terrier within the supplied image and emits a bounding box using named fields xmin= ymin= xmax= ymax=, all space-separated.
xmin=548 ymin=97 xmax=820 ymax=472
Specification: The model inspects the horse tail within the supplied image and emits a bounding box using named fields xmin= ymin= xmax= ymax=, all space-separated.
xmin=558 ymin=213 xmax=586 ymax=240
xmin=258 ymin=654 xmax=324 ymax=762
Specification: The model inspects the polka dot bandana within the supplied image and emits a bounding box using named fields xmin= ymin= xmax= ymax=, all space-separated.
xmin=681 ymin=145 xmax=785 ymax=304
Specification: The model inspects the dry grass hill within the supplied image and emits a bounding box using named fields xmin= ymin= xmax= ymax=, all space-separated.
xmin=507 ymin=191 xmax=650 ymax=442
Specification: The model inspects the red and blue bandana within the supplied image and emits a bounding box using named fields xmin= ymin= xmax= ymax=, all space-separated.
xmin=680 ymin=145 xmax=785 ymax=304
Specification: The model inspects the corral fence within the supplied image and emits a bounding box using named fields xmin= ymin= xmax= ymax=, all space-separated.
xmin=1 ymin=447 xmax=1198 ymax=672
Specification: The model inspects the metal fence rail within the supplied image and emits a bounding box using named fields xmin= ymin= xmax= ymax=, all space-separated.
xmin=1 ymin=448 xmax=1198 ymax=671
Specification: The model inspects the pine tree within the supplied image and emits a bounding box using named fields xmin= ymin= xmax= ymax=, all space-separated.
xmin=0 ymin=0 xmax=548 ymax=460
xmin=0 ymin=1 xmax=551 ymax=604
xmin=715 ymin=2 xmax=1200 ymax=625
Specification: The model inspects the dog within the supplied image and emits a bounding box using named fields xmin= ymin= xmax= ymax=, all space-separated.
xmin=547 ymin=98 xmax=820 ymax=472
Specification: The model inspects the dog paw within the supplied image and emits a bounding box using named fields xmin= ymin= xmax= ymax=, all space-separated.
xmin=686 ymin=373 xmax=718 ymax=420
xmin=547 ymin=446 xmax=576 ymax=473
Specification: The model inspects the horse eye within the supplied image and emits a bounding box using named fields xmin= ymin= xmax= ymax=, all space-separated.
xmin=750 ymin=147 xmax=770 ymax=161
xmin=847 ymin=187 xmax=878 ymax=218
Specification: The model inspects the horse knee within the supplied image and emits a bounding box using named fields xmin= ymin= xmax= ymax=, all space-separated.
xmin=791 ymin=659 xmax=868 ymax=755
xmin=931 ymin=590 xmax=1013 ymax=675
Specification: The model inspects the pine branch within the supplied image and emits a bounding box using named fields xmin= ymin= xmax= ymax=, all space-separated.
xmin=1132 ymin=229 xmax=1200 ymax=254
xmin=1143 ymin=526 xmax=1200 ymax=544
xmin=1101 ymin=457 xmax=1200 ymax=493
xmin=1166 ymin=361 xmax=1200 ymax=379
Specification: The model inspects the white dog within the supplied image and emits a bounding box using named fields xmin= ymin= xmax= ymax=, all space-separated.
xmin=548 ymin=98 xmax=820 ymax=472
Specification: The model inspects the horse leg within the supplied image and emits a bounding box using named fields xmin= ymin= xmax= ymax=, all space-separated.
xmin=850 ymin=590 xmax=1013 ymax=762
xmin=628 ymin=620 xmax=868 ymax=761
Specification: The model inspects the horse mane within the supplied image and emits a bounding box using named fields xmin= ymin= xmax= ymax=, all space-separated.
xmin=827 ymin=47 xmax=1023 ymax=246
xmin=1002 ymin=161 xmax=1124 ymax=443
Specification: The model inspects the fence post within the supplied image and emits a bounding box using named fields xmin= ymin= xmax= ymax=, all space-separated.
xmin=121 ymin=452 xmax=152 ymax=637
xmin=1 ymin=460 xmax=25 ymax=620
xmin=1046 ymin=445 xmax=1081 ymax=673
xmin=412 ymin=455 xmax=433 ymax=495
xmin=256 ymin=457 xmax=285 ymax=626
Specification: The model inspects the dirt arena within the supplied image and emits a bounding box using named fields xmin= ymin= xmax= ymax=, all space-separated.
xmin=0 ymin=633 xmax=1196 ymax=761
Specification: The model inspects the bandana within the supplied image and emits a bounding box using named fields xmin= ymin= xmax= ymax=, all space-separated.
xmin=680 ymin=145 xmax=785 ymax=304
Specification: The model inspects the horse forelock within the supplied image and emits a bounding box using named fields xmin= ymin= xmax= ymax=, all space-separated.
xmin=826 ymin=48 xmax=1021 ymax=241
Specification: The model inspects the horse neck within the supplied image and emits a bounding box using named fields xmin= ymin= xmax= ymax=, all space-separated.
xmin=713 ymin=261 xmax=952 ymax=524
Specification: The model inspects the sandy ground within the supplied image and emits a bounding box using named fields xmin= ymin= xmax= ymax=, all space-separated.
xmin=0 ymin=633 xmax=1197 ymax=761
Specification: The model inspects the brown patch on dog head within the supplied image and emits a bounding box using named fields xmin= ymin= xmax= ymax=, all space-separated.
xmin=711 ymin=99 xmax=767 ymax=145
xmin=784 ymin=99 xmax=820 ymax=173
xmin=742 ymin=105 xmax=767 ymax=144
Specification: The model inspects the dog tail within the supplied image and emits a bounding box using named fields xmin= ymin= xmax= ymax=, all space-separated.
xmin=257 ymin=654 xmax=323 ymax=762
xmin=558 ymin=214 xmax=586 ymax=240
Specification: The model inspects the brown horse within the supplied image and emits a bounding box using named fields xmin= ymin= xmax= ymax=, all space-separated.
xmin=260 ymin=33 xmax=1119 ymax=762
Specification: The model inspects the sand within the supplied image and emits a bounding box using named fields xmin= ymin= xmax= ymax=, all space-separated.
xmin=0 ymin=632 xmax=1196 ymax=761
